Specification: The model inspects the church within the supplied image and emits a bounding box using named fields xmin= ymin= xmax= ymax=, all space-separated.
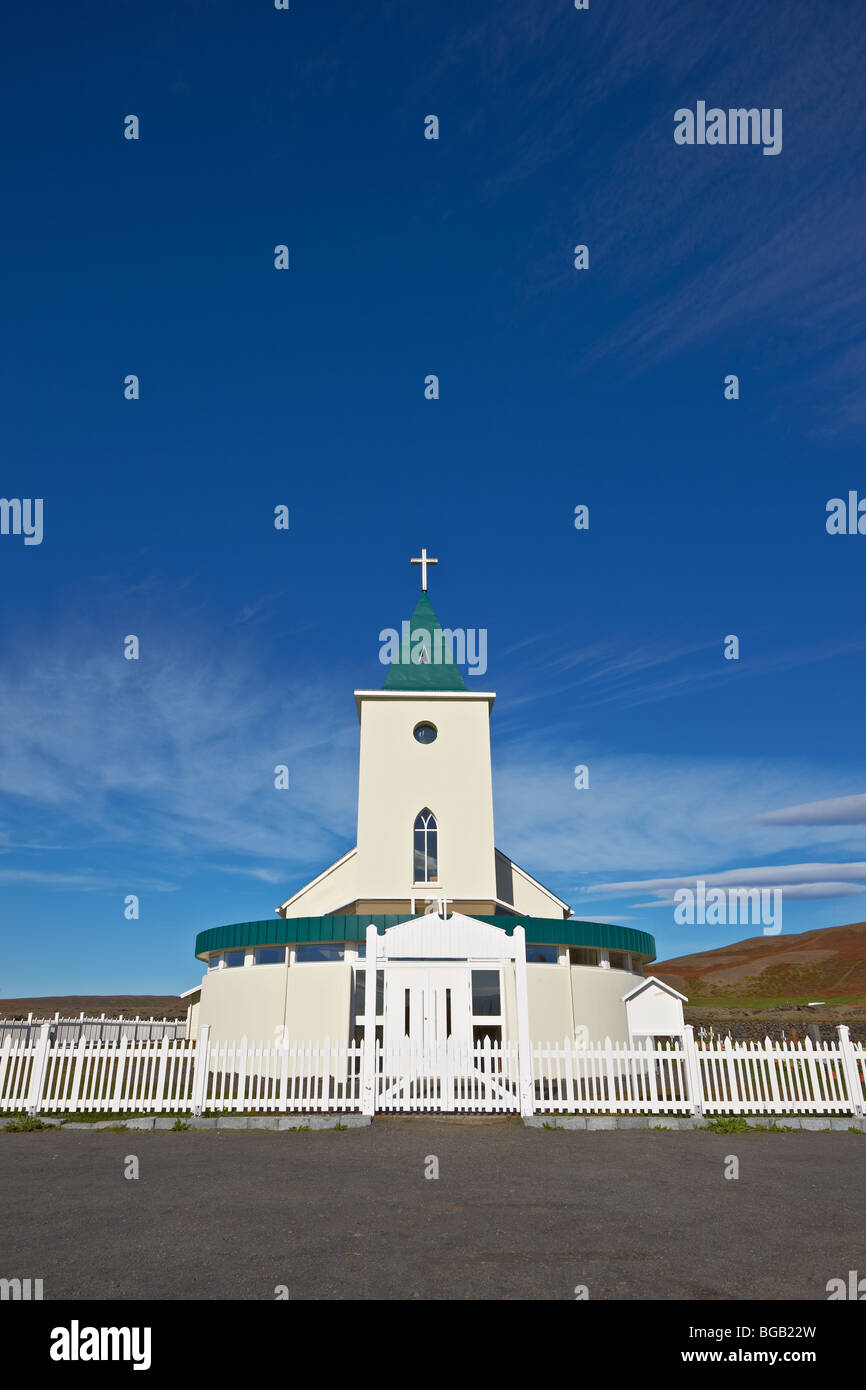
xmin=184 ymin=553 xmax=656 ymax=1050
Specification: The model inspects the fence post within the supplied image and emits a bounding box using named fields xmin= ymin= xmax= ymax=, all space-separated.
xmin=361 ymin=923 xmax=378 ymax=1116
xmin=682 ymin=1024 xmax=703 ymax=1118
xmin=26 ymin=1024 xmax=52 ymax=1116
xmin=512 ymin=926 xmax=535 ymax=1117
xmin=155 ymin=1035 xmax=170 ymax=1113
xmin=112 ymin=1035 xmax=129 ymax=1112
xmin=724 ymin=1036 xmax=741 ymax=1114
xmin=191 ymin=1024 xmax=211 ymax=1116
xmin=836 ymin=1025 xmax=864 ymax=1118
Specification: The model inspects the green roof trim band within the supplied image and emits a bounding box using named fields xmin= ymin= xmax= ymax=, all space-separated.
xmin=195 ymin=915 xmax=655 ymax=961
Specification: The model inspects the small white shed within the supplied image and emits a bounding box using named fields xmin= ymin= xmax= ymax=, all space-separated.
xmin=622 ymin=976 xmax=688 ymax=1043
xmin=180 ymin=984 xmax=201 ymax=1041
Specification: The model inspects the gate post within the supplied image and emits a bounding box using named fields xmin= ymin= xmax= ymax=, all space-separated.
xmin=191 ymin=1024 xmax=211 ymax=1116
xmin=26 ymin=1024 xmax=52 ymax=1116
xmin=837 ymin=1025 xmax=864 ymax=1118
xmin=361 ymin=923 xmax=379 ymax=1116
xmin=682 ymin=1024 xmax=703 ymax=1117
xmin=513 ymin=927 xmax=535 ymax=1117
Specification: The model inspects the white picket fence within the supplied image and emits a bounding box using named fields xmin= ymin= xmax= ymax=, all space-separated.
xmin=0 ymin=1035 xmax=198 ymax=1114
xmin=203 ymin=1036 xmax=362 ymax=1113
xmin=1 ymin=1024 xmax=864 ymax=1118
xmin=696 ymin=1036 xmax=857 ymax=1115
xmin=532 ymin=1038 xmax=692 ymax=1114
xmin=0 ymin=1014 xmax=185 ymax=1046
xmin=530 ymin=1032 xmax=866 ymax=1116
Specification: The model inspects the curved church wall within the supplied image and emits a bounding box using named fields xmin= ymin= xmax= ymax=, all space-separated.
xmin=284 ymin=962 xmax=353 ymax=1042
xmin=526 ymin=963 xmax=574 ymax=1042
xmin=197 ymin=961 xmax=354 ymax=1047
xmin=194 ymin=955 xmax=646 ymax=1050
xmin=198 ymin=962 xmax=289 ymax=1042
xmin=570 ymin=965 xmax=644 ymax=1044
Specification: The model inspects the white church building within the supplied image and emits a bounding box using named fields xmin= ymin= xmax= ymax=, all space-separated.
xmin=185 ymin=554 xmax=657 ymax=1051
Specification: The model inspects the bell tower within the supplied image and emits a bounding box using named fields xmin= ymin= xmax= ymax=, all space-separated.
xmin=353 ymin=553 xmax=498 ymax=915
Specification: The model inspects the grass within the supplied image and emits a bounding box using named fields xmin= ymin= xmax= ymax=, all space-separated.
xmin=44 ymin=1109 xmax=192 ymax=1123
xmin=3 ymin=1113 xmax=50 ymax=1131
xmin=700 ymin=1115 xmax=828 ymax=1132
xmin=702 ymin=1116 xmax=753 ymax=1133
xmin=1 ymin=1107 xmax=357 ymax=1129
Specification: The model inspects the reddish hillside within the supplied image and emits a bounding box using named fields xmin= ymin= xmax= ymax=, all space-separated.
xmin=651 ymin=922 xmax=866 ymax=1005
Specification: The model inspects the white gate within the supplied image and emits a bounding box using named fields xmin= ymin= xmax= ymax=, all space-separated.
xmin=358 ymin=910 xmax=535 ymax=1116
xmin=375 ymin=1035 xmax=520 ymax=1112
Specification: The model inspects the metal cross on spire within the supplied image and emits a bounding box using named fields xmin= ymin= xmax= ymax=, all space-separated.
xmin=410 ymin=547 xmax=438 ymax=591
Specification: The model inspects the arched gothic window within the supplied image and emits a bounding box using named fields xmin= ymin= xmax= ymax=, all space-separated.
xmin=413 ymin=809 xmax=438 ymax=883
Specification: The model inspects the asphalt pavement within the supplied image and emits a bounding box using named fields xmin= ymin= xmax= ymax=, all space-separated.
xmin=1 ymin=1120 xmax=862 ymax=1300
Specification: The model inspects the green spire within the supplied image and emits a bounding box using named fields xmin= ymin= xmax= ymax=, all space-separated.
xmin=382 ymin=593 xmax=468 ymax=692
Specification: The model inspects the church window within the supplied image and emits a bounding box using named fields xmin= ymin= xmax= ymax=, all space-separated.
xmin=471 ymin=970 xmax=501 ymax=1016
xmin=609 ymin=950 xmax=629 ymax=971
xmin=295 ymin=943 xmax=345 ymax=962
xmin=208 ymin=954 xmax=222 ymax=970
xmin=413 ymin=809 xmax=438 ymax=882
xmin=225 ymin=950 xmax=245 ymax=969
xmin=471 ymin=969 xmax=503 ymax=1046
xmin=526 ymin=944 xmax=558 ymax=963
xmin=413 ymin=722 xmax=437 ymax=744
xmin=570 ymin=946 xmax=600 ymax=967
xmin=255 ymin=947 xmax=286 ymax=965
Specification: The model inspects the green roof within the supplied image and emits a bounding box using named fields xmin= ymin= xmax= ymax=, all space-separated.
xmin=195 ymin=915 xmax=656 ymax=961
xmin=382 ymin=593 xmax=468 ymax=692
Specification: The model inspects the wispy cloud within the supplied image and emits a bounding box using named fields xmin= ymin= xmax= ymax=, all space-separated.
xmin=4 ymin=618 xmax=865 ymax=926
xmin=0 ymin=623 xmax=358 ymax=886
xmin=492 ymin=741 xmax=866 ymax=903
xmin=497 ymin=632 xmax=866 ymax=721
xmin=757 ymin=793 xmax=866 ymax=827
xmin=436 ymin=0 xmax=866 ymax=428
xmin=0 ymin=869 xmax=177 ymax=890
xmin=589 ymin=863 xmax=866 ymax=892
xmin=588 ymin=863 xmax=866 ymax=907
xmin=212 ymin=864 xmax=289 ymax=885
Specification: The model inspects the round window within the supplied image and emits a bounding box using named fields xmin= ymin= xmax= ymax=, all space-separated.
xmin=413 ymin=722 xmax=438 ymax=745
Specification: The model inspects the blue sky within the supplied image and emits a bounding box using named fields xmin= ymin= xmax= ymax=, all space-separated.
xmin=2 ymin=0 xmax=866 ymax=995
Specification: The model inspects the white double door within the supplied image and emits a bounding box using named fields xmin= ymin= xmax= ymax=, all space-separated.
xmin=383 ymin=963 xmax=472 ymax=1050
